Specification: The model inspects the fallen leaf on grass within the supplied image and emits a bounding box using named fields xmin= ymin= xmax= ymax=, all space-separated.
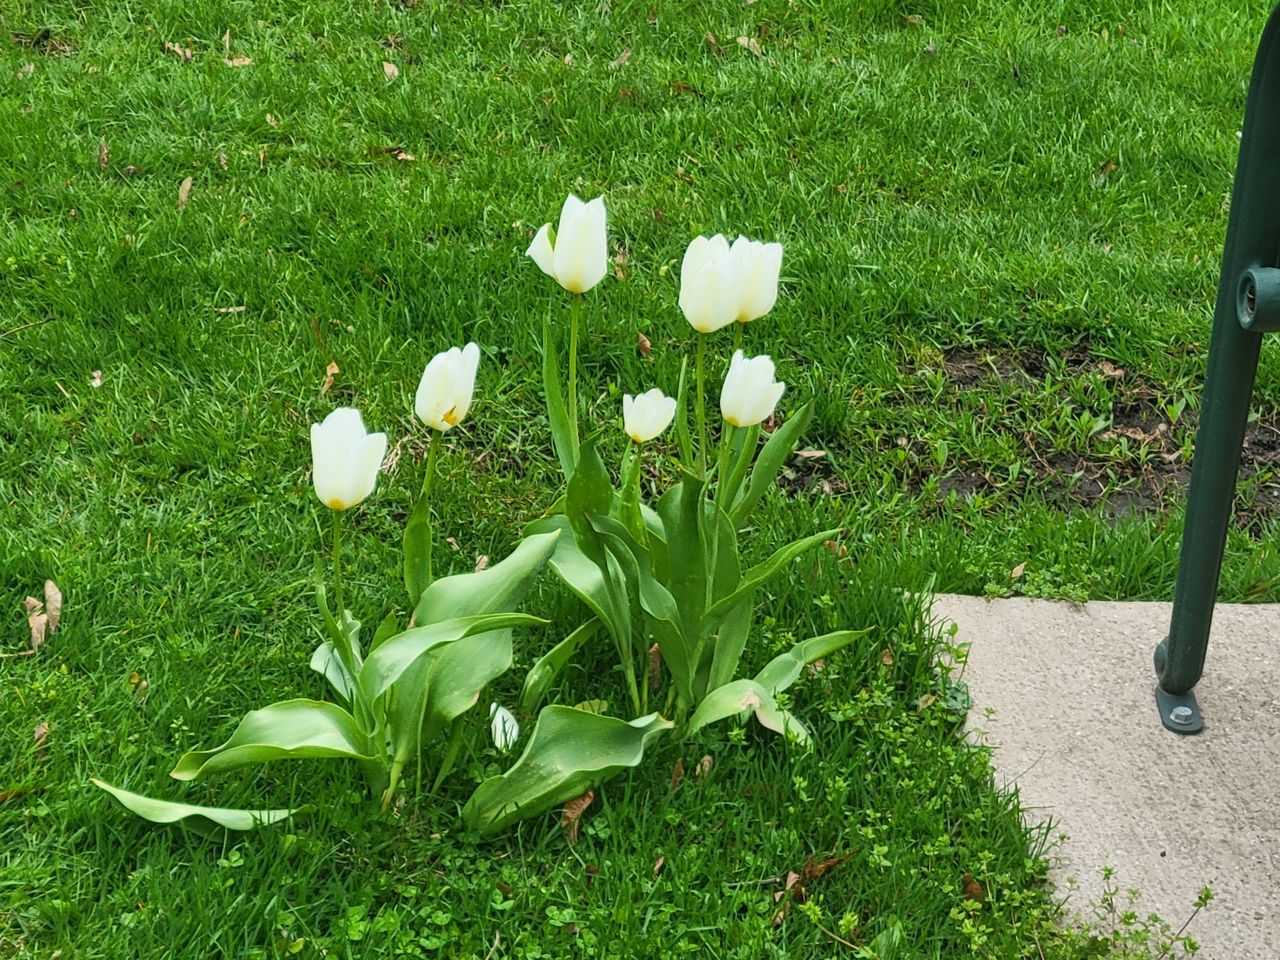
xmin=28 ymin=611 xmax=48 ymax=652
xmin=217 ymin=152 xmax=228 ymax=170
xmin=382 ymin=61 xmax=399 ymax=80
xmin=670 ymin=759 xmax=684 ymax=791
xmin=695 ymin=754 xmax=713 ymax=783
xmin=794 ymin=448 xmax=825 ymax=459
xmin=705 ymin=32 xmax=723 ymax=54
xmin=320 ymin=360 xmax=339 ymax=395
xmin=1099 ymin=359 xmax=1126 ymax=379
xmin=44 ymin=581 xmax=62 ymax=633
xmin=164 ymin=41 xmax=193 ymax=62
xmin=653 ymin=855 xmax=666 ymax=877
xmin=904 ymin=14 xmax=926 ymax=26
xmin=224 ymin=55 xmax=253 ymax=67
xmin=822 ymin=539 xmax=848 ymax=557
xmin=736 ymin=36 xmax=764 ymax=58
xmin=34 ymin=722 xmax=49 ymax=749
xmin=879 ymin=648 xmax=894 ymax=667
xmin=962 ymin=872 xmax=985 ymax=901
xmin=1010 ymin=561 xmax=1026 ymax=580
xmin=177 ymin=176 xmax=193 ymax=210
xmin=89 ymin=370 xmax=103 ymax=388
xmin=17 ymin=63 xmax=35 ymax=78
xmin=636 ymin=331 xmax=652 ymax=358
xmin=98 ymin=143 xmax=109 ymax=169
xmin=123 ymin=165 xmax=142 ymax=177
xmin=609 ymin=48 xmax=632 ymax=69
xmin=560 ymin=790 xmax=594 ymax=843
xmin=648 ymin=643 xmax=662 ymax=693
xmin=375 ymin=145 xmax=416 ymax=162
xmin=474 ymin=554 xmax=490 ymax=573
xmin=213 ymin=305 xmax=246 ymax=314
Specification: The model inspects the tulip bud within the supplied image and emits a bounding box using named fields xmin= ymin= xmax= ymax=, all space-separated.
xmin=526 ymin=194 xmax=609 ymax=294
xmin=490 ymin=703 xmax=520 ymax=753
xmin=678 ymin=234 xmax=737 ymax=334
xmin=720 ymin=351 xmax=786 ymax=427
xmin=727 ymin=236 xmax=783 ymax=323
xmin=415 ymin=342 xmax=481 ymax=432
xmin=310 ymin=408 xmax=388 ymax=511
xmin=622 ymin=388 xmax=677 ymax=443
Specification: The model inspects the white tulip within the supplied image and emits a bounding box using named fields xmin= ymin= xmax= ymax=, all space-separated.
xmin=679 ymin=234 xmax=737 ymax=334
xmin=727 ymin=236 xmax=783 ymax=323
xmin=622 ymin=388 xmax=677 ymax=443
xmin=526 ymin=194 xmax=609 ymax=294
xmin=310 ymin=408 xmax=388 ymax=511
xmin=490 ymin=703 xmax=519 ymax=753
xmin=415 ymin=342 xmax=481 ymax=432
xmin=720 ymin=351 xmax=786 ymax=427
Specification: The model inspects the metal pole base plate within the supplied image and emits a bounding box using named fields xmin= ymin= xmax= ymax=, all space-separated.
xmin=1154 ymin=638 xmax=1204 ymax=734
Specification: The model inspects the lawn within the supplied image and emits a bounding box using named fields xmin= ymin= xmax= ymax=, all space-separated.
xmin=2 ymin=0 xmax=1274 ymax=957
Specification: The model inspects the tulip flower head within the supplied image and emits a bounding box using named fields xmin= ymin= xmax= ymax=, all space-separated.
xmin=622 ymin=388 xmax=677 ymax=444
xmin=415 ymin=342 xmax=481 ymax=432
xmin=310 ymin=408 xmax=388 ymax=511
xmin=526 ymin=194 xmax=609 ymax=294
xmin=490 ymin=703 xmax=520 ymax=753
xmin=720 ymin=351 xmax=786 ymax=427
xmin=727 ymin=236 xmax=783 ymax=323
xmin=679 ymin=234 xmax=738 ymax=334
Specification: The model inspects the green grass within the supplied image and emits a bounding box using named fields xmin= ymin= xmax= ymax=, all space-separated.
xmin=1 ymin=0 xmax=1271 ymax=956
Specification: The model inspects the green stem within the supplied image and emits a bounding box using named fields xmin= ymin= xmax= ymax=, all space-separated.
xmin=568 ymin=293 xmax=582 ymax=458
xmin=695 ymin=334 xmax=708 ymax=476
xmin=734 ymin=322 xmax=743 ymax=355
xmin=419 ymin=430 xmax=442 ymax=585
xmin=723 ymin=423 xmax=760 ymax=513
xmin=431 ymin=717 xmax=466 ymax=794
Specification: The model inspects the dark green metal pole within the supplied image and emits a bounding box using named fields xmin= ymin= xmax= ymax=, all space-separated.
xmin=1155 ymin=5 xmax=1280 ymax=733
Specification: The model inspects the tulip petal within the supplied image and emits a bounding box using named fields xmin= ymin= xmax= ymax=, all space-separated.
xmin=526 ymin=224 xmax=557 ymax=278
xmin=739 ymin=241 xmax=783 ymax=322
xmin=553 ymin=194 xmax=607 ymax=293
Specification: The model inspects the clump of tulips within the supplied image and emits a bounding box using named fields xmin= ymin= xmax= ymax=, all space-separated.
xmin=94 ymin=190 xmax=855 ymax=837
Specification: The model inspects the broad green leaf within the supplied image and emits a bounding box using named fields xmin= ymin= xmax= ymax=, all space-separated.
xmin=91 ymin=779 xmax=305 ymax=833
xmin=753 ymin=630 xmax=868 ymax=694
xmin=686 ymin=680 xmax=810 ymax=743
xmin=699 ymin=527 xmax=840 ymax=633
xmin=520 ymin=617 xmax=601 ymax=714
xmin=413 ymin=531 xmax=560 ymax=625
xmin=657 ymin=475 xmax=709 ymax=640
xmin=420 ymin=627 xmax=514 ymax=743
xmin=369 ymin=610 xmax=399 ymax=652
xmin=731 ymin=401 xmax=814 ymax=526
xmin=463 ymin=707 xmax=673 ymax=835
xmin=543 ymin=312 xmax=578 ymax=479
xmin=170 ymin=700 xmax=373 ymax=781
xmin=705 ymin=593 xmax=754 ymax=694
xmin=309 ymin=641 xmax=355 ymax=704
xmin=565 ymin=439 xmax=614 ymax=540
xmin=361 ymin=614 xmax=546 ymax=703
xmin=403 ymin=490 xmax=434 ymax=606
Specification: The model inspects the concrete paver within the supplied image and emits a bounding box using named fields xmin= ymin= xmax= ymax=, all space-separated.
xmin=932 ymin=595 xmax=1280 ymax=958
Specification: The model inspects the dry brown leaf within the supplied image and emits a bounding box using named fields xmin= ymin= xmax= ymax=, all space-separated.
xmin=962 ymin=872 xmax=985 ymax=902
xmin=636 ymin=331 xmax=652 ymax=358
xmin=89 ymin=370 xmax=104 ymax=388
xmin=265 ymin=113 xmax=278 ymax=127
xmin=164 ymin=41 xmax=193 ymax=62
xmin=794 ymin=448 xmax=826 ymax=459
xmin=648 ymin=643 xmax=662 ymax=694
xmin=124 ymin=165 xmax=142 ymax=177
xmin=33 ymin=722 xmax=49 ymax=747
xmin=822 ymin=539 xmax=848 ymax=558
xmin=24 ymin=597 xmax=41 ymax=616
xmin=474 ymin=554 xmax=490 ymax=573
xmin=610 ymin=48 xmax=632 ymax=69
xmin=258 ymin=147 xmax=266 ymax=169
xmin=670 ymin=759 xmax=685 ymax=790
xmin=904 ymin=14 xmax=926 ymax=26
xmin=213 ymin=304 xmax=246 ymax=314
xmin=382 ymin=61 xmax=399 ymax=80
xmin=801 ymin=854 xmax=850 ymax=885
xmin=695 ymin=754 xmax=713 ymax=783
xmin=224 ymin=55 xmax=253 ymax=67
xmin=705 ymin=32 xmax=723 ymax=54
xmin=560 ymin=790 xmax=594 ymax=842
xmin=18 ymin=63 xmax=35 ymax=78
xmin=736 ymin=36 xmax=764 ymax=58
xmin=177 ymin=176 xmax=193 ymax=211
xmin=1010 ymin=561 xmax=1027 ymax=580
xmin=445 ymin=536 xmax=461 ymax=551
xmin=320 ymin=360 xmax=339 ymax=395
xmin=879 ymin=648 xmax=894 ymax=667
xmin=44 ymin=581 xmax=62 ymax=634
xmin=1098 ymin=360 xmax=1126 ymax=379
xmin=563 ymin=52 xmax=574 ymax=66
xmin=652 ymin=855 xmax=666 ymax=877
xmin=28 ymin=612 xmax=48 ymax=652
xmin=217 ymin=151 xmax=228 ymax=170
xmin=98 ymin=143 xmax=109 ymax=169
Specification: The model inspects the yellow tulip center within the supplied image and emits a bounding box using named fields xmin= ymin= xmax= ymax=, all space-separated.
xmin=443 ymin=406 xmax=461 ymax=426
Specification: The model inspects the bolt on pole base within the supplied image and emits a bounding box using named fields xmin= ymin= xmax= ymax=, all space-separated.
xmin=1154 ymin=639 xmax=1205 ymax=735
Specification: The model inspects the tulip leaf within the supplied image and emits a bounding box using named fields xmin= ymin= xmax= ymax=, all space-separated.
xmin=686 ymin=679 xmax=810 ymax=743
xmin=520 ymin=617 xmax=601 ymax=714
xmin=657 ymin=475 xmax=710 ymax=640
xmin=730 ymin=401 xmax=814 ymax=526
xmin=91 ymin=779 xmax=306 ymax=833
xmin=413 ymin=531 xmax=560 ymax=625
xmin=369 ymin=610 xmax=400 ymax=652
xmin=543 ymin=312 xmax=578 ymax=479
xmin=752 ymin=629 xmax=869 ymax=694
xmin=170 ymin=699 xmax=373 ymax=781
xmin=706 ymin=592 xmax=755 ymax=694
xmin=309 ymin=640 xmax=355 ymax=704
xmin=699 ymin=527 xmax=840 ymax=633
xmin=420 ymin=627 xmax=514 ymax=742
xmin=462 ymin=707 xmax=673 ymax=835
xmin=361 ymin=613 xmax=546 ymax=703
